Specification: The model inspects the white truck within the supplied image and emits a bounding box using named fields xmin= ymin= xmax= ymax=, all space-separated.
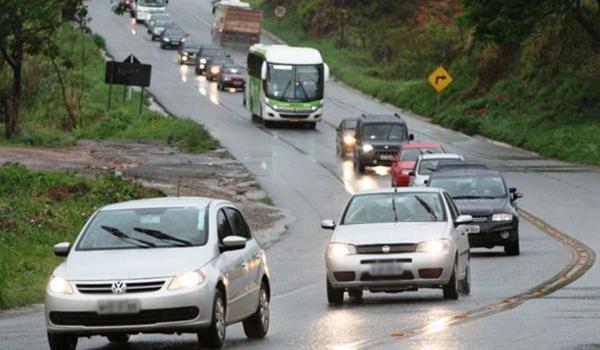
xmin=131 ymin=0 xmax=168 ymax=23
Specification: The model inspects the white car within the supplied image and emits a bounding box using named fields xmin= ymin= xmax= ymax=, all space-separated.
xmin=45 ymin=197 xmax=270 ymax=350
xmin=410 ymin=153 xmax=464 ymax=186
xmin=321 ymin=187 xmax=472 ymax=304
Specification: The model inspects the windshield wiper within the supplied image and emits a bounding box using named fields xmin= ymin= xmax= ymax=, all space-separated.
xmin=453 ymin=195 xmax=497 ymax=199
xmin=414 ymin=195 xmax=438 ymax=221
xmin=279 ymin=80 xmax=292 ymax=99
xmin=133 ymin=227 xmax=193 ymax=247
xmin=297 ymin=81 xmax=310 ymax=100
xmin=391 ymin=195 xmax=399 ymax=223
xmin=101 ymin=226 xmax=156 ymax=248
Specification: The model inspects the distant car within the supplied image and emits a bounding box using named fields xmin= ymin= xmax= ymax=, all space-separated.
xmin=149 ymin=18 xmax=173 ymax=40
xmin=195 ymin=46 xmax=229 ymax=75
xmin=428 ymin=168 xmax=523 ymax=255
xmin=335 ymin=118 xmax=358 ymax=158
xmin=217 ymin=65 xmax=247 ymax=91
xmin=45 ymin=197 xmax=271 ymax=350
xmin=159 ymin=26 xmax=188 ymax=50
xmin=205 ymin=56 xmax=235 ymax=81
xmin=118 ymin=0 xmax=133 ymax=11
xmin=410 ymin=153 xmax=464 ymax=187
xmin=321 ymin=187 xmax=472 ymax=304
xmin=353 ymin=114 xmax=415 ymax=173
xmin=147 ymin=12 xmax=170 ymax=33
xmin=179 ymin=42 xmax=201 ymax=65
xmin=144 ymin=9 xmax=168 ymax=27
xmin=391 ymin=142 xmax=444 ymax=187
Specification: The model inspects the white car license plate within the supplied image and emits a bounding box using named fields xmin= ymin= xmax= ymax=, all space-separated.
xmin=380 ymin=155 xmax=394 ymax=161
xmin=97 ymin=300 xmax=140 ymax=315
xmin=468 ymin=225 xmax=480 ymax=234
xmin=370 ymin=263 xmax=403 ymax=276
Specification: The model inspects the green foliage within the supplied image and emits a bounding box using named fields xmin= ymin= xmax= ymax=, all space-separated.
xmin=0 ymin=163 xmax=163 ymax=309
xmin=91 ymin=33 xmax=106 ymax=50
xmin=0 ymin=25 xmax=218 ymax=154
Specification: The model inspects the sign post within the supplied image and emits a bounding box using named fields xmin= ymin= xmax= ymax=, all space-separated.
xmin=105 ymin=54 xmax=152 ymax=114
xmin=427 ymin=65 xmax=453 ymax=115
xmin=273 ymin=5 xmax=287 ymax=28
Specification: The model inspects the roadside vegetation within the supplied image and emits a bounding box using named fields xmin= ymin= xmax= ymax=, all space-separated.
xmin=0 ymin=2 xmax=218 ymax=153
xmin=251 ymin=0 xmax=600 ymax=165
xmin=0 ymin=163 xmax=164 ymax=309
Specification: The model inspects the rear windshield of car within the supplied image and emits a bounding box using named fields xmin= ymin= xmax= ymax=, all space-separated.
xmin=77 ymin=207 xmax=208 ymax=251
xmin=418 ymin=158 xmax=462 ymax=175
xmin=224 ymin=66 xmax=246 ymax=74
xmin=362 ymin=123 xmax=407 ymax=141
xmin=201 ymin=48 xmax=227 ymax=57
xmin=400 ymin=148 xmax=443 ymax=161
xmin=429 ymin=175 xmax=507 ymax=199
xmin=342 ymin=192 xmax=446 ymax=225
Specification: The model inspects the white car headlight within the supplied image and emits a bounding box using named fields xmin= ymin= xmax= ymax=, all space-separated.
xmin=163 ymin=37 xmax=170 ymax=42
xmin=181 ymin=37 xmax=187 ymax=42
xmin=343 ymin=135 xmax=355 ymax=145
xmin=169 ymin=271 xmax=206 ymax=290
xmin=200 ymin=58 xmax=207 ymax=64
xmin=492 ymin=213 xmax=513 ymax=222
xmin=416 ymin=239 xmax=449 ymax=254
xmin=327 ymin=242 xmax=356 ymax=257
xmin=48 ymin=276 xmax=73 ymax=294
xmin=211 ymin=66 xmax=220 ymax=74
xmin=362 ymin=144 xmax=374 ymax=153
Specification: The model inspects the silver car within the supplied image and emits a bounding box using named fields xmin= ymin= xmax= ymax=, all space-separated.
xmin=45 ymin=197 xmax=270 ymax=350
xmin=410 ymin=153 xmax=464 ymax=186
xmin=321 ymin=187 xmax=472 ymax=304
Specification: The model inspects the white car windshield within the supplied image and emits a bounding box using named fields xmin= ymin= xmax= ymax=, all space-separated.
xmin=418 ymin=158 xmax=461 ymax=175
xmin=77 ymin=207 xmax=208 ymax=250
xmin=429 ymin=176 xmax=507 ymax=199
xmin=342 ymin=193 xmax=446 ymax=225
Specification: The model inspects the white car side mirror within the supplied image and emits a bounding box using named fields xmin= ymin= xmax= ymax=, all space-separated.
xmin=323 ymin=63 xmax=330 ymax=82
xmin=260 ymin=61 xmax=267 ymax=80
xmin=222 ymin=235 xmax=247 ymax=251
xmin=53 ymin=242 xmax=71 ymax=257
xmin=321 ymin=219 xmax=336 ymax=230
xmin=455 ymin=215 xmax=473 ymax=225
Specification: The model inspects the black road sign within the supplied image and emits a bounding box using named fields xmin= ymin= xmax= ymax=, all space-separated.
xmin=105 ymin=55 xmax=152 ymax=87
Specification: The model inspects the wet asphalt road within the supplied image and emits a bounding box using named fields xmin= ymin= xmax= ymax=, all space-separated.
xmin=1 ymin=1 xmax=599 ymax=349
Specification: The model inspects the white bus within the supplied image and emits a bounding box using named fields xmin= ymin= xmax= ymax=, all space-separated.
xmin=131 ymin=0 xmax=168 ymax=23
xmin=246 ymin=44 xmax=329 ymax=129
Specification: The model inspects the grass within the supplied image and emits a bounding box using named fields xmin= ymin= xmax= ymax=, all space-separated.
xmin=253 ymin=196 xmax=274 ymax=206
xmin=251 ymin=1 xmax=600 ymax=165
xmin=0 ymin=163 xmax=164 ymax=310
xmin=0 ymin=25 xmax=219 ymax=154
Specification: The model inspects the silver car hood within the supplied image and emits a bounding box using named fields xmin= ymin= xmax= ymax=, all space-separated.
xmin=56 ymin=246 xmax=214 ymax=281
xmin=332 ymin=222 xmax=451 ymax=245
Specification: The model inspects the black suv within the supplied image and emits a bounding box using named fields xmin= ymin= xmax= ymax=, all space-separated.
xmin=427 ymin=168 xmax=523 ymax=256
xmin=353 ymin=114 xmax=414 ymax=173
xmin=195 ymin=46 xmax=229 ymax=75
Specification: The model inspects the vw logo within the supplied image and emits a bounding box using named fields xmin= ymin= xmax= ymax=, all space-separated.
xmin=111 ymin=281 xmax=127 ymax=294
xmin=382 ymin=245 xmax=391 ymax=254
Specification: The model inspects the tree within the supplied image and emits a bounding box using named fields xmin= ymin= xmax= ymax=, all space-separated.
xmin=461 ymin=0 xmax=599 ymax=45
xmin=0 ymin=0 xmax=85 ymax=138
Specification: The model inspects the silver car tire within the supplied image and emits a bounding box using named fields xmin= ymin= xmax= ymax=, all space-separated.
xmin=198 ymin=289 xmax=226 ymax=349
xmin=460 ymin=255 xmax=471 ymax=296
xmin=242 ymin=281 xmax=270 ymax=339
xmin=47 ymin=332 xmax=77 ymax=350
xmin=443 ymin=259 xmax=459 ymax=300
xmin=327 ymin=277 xmax=344 ymax=305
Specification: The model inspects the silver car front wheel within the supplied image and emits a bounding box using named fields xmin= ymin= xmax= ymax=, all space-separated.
xmin=198 ymin=289 xmax=226 ymax=349
xmin=243 ymin=281 xmax=270 ymax=339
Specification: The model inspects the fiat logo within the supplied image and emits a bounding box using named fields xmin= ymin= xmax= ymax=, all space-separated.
xmin=111 ymin=281 xmax=127 ymax=294
xmin=382 ymin=245 xmax=391 ymax=254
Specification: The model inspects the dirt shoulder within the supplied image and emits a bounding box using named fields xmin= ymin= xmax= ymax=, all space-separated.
xmin=0 ymin=140 xmax=292 ymax=247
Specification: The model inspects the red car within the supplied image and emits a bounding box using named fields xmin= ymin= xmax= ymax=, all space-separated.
xmin=391 ymin=142 xmax=445 ymax=187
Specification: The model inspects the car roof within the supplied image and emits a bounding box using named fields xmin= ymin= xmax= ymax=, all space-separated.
xmin=100 ymin=197 xmax=220 ymax=211
xmin=352 ymin=187 xmax=445 ymax=196
xmin=402 ymin=142 xmax=442 ymax=149
xmin=419 ymin=153 xmax=462 ymax=160
xmin=359 ymin=114 xmax=406 ymax=124
xmin=200 ymin=45 xmax=226 ymax=51
xmin=429 ymin=168 xmax=502 ymax=178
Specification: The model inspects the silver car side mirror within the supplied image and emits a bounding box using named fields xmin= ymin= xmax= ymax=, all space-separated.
xmin=53 ymin=242 xmax=71 ymax=257
xmin=222 ymin=235 xmax=247 ymax=251
xmin=321 ymin=219 xmax=336 ymax=230
xmin=455 ymin=215 xmax=473 ymax=225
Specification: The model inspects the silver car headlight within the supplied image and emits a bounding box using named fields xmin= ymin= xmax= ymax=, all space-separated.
xmin=163 ymin=37 xmax=170 ymax=42
xmin=327 ymin=242 xmax=357 ymax=257
xmin=200 ymin=58 xmax=207 ymax=64
xmin=169 ymin=271 xmax=206 ymax=290
xmin=48 ymin=276 xmax=73 ymax=294
xmin=362 ymin=144 xmax=373 ymax=153
xmin=343 ymin=135 xmax=355 ymax=146
xmin=416 ymin=239 xmax=449 ymax=254
xmin=492 ymin=213 xmax=513 ymax=222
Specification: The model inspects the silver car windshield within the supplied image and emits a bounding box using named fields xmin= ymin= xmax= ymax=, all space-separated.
xmin=418 ymin=158 xmax=460 ymax=175
xmin=342 ymin=193 xmax=446 ymax=225
xmin=429 ymin=176 xmax=507 ymax=199
xmin=77 ymin=207 xmax=208 ymax=250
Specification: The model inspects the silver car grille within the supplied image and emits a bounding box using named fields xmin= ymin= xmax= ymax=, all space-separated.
xmin=472 ymin=216 xmax=489 ymax=223
xmin=76 ymin=280 xmax=165 ymax=294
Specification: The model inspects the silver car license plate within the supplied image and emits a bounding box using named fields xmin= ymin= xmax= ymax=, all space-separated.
xmin=380 ymin=155 xmax=394 ymax=161
xmin=370 ymin=263 xmax=403 ymax=276
xmin=469 ymin=225 xmax=481 ymax=234
xmin=97 ymin=300 xmax=140 ymax=315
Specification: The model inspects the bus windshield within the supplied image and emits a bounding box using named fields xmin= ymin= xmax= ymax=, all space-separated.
xmin=138 ymin=0 xmax=166 ymax=7
xmin=266 ymin=64 xmax=323 ymax=102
